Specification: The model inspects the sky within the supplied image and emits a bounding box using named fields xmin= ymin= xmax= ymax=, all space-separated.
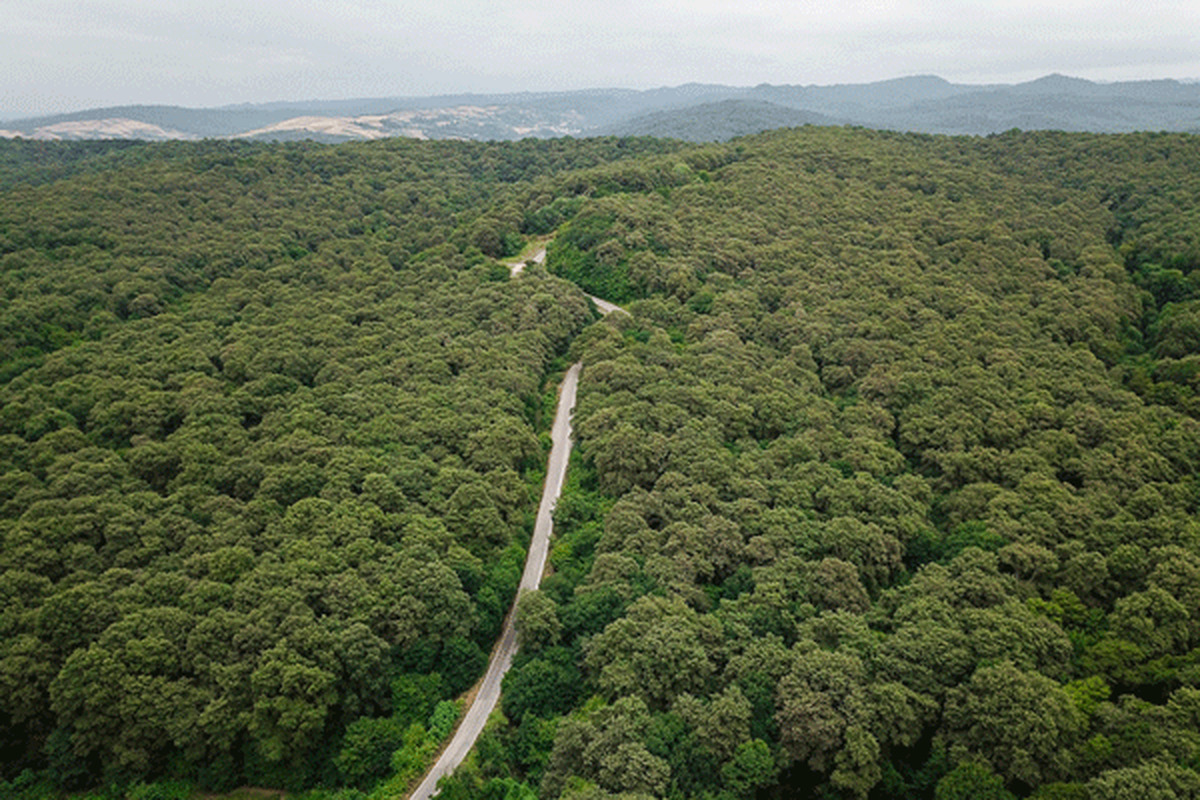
xmin=3 ymin=0 xmax=1200 ymax=118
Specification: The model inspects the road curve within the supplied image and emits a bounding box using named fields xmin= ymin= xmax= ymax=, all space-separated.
xmin=408 ymin=364 xmax=580 ymax=800
xmin=511 ymin=247 xmax=629 ymax=317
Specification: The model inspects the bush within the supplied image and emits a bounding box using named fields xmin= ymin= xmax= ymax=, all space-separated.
xmin=335 ymin=716 xmax=407 ymax=788
xmin=390 ymin=723 xmax=438 ymax=787
xmin=428 ymin=700 xmax=462 ymax=740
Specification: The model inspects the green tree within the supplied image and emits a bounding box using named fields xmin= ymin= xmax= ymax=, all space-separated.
xmin=935 ymin=761 xmax=1016 ymax=800
xmin=516 ymin=590 xmax=563 ymax=652
xmin=943 ymin=662 xmax=1082 ymax=786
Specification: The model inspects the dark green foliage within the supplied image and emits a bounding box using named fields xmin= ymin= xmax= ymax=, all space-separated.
xmin=0 ymin=139 xmax=145 ymax=190
xmin=124 ymin=781 xmax=193 ymax=800
xmin=908 ymin=521 xmax=1007 ymax=567
xmin=438 ymin=771 xmax=539 ymax=800
xmin=511 ymin=713 xmax=558 ymax=783
xmin=547 ymin=239 xmax=633 ymax=305
xmin=502 ymin=647 xmax=581 ymax=720
xmin=516 ymin=127 xmax=1200 ymax=800
xmin=390 ymin=672 xmax=444 ymax=728
xmin=440 ymin=638 xmax=488 ymax=698
xmin=6 ymin=126 xmax=1200 ymax=800
xmin=525 ymin=196 xmax=586 ymax=235
xmin=722 ymin=739 xmax=776 ymax=797
xmin=599 ymin=99 xmax=844 ymax=142
xmin=935 ymin=761 xmax=1016 ymax=800
xmin=335 ymin=716 xmax=407 ymax=788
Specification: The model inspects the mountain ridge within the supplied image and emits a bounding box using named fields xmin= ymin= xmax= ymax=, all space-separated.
xmin=4 ymin=74 xmax=1199 ymax=142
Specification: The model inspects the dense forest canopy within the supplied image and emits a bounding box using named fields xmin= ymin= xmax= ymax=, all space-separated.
xmin=0 ymin=135 xmax=678 ymax=795
xmin=3 ymin=126 xmax=1200 ymax=800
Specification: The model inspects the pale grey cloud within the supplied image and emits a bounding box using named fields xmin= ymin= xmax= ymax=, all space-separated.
xmin=3 ymin=0 xmax=1198 ymax=116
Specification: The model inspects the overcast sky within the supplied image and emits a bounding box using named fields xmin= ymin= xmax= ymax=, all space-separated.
xmin=4 ymin=0 xmax=1199 ymax=117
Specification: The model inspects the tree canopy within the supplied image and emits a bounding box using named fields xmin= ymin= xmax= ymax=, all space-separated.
xmin=5 ymin=126 xmax=1200 ymax=799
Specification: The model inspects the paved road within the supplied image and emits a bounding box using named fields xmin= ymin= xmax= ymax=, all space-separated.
xmin=588 ymin=295 xmax=625 ymax=316
xmin=409 ymin=244 xmax=625 ymax=800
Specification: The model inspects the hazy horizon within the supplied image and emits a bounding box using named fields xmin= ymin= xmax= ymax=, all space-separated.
xmin=5 ymin=70 xmax=1200 ymax=123
xmin=5 ymin=0 xmax=1199 ymax=118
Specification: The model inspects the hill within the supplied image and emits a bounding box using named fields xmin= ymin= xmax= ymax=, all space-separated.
xmin=597 ymin=99 xmax=846 ymax=141
xmin=865 ymin=75 xmax=1200 ymax=134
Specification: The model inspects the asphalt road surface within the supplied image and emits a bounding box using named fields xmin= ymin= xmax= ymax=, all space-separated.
xmin=588 ymin=295 xmax=625 ymax=316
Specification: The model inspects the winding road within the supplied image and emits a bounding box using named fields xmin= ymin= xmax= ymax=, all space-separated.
xmin=408 ymin=247 xmax=622 ymax=800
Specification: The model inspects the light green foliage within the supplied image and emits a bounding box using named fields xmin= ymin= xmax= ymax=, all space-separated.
xmin=540 ymin=697 xmax=670 ymax=798
xmin=502 ymin=647 xmax=582 ymax=721
xmin=935 ymin=761 xmax=1016 ymax=800
xmin=584 ymin=595 xmax=721 ymax=709
xmin=428 ymin=699 xmax=461 ymax=740
xmin=1064 ymin=676 xmax=1112 ymax=718
xmin=1088 ymin=760 xmax=1200 ymax=799
xmin=830 ymin=725 xmax=882 ymax=799
xmin=388 ymin=723 xmax=438 ymax=786
xmin=943 ymin=662 xmax=1083 ymax=785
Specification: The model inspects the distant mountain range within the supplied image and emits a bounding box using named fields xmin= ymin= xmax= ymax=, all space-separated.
xmin=3 ymin=74 xmax=1199 ymax=143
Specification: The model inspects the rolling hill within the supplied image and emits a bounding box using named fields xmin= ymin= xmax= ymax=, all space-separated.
xmin=596 ymin=99 xmax=846 ymax=141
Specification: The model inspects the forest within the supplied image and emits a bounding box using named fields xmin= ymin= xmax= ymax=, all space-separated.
xmin=2 ymin=126 xmax=1200 ymax=800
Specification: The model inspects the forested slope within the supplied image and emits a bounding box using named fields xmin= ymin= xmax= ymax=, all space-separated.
xmin=434 ymin=129 xmax=1200 ymax=799
xmin=4 ymin=127 xmax=1200 ymax=800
